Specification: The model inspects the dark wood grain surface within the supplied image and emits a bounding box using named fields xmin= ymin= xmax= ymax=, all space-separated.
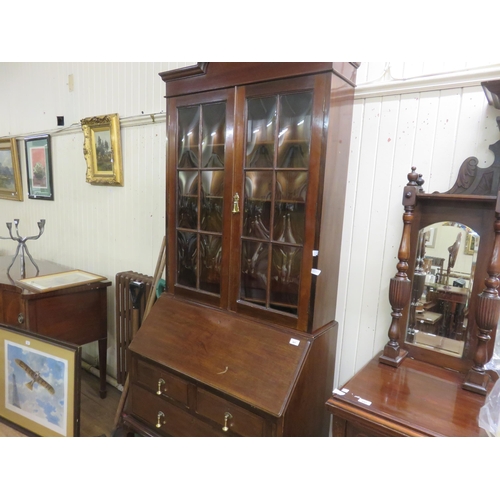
xmin=129 ymin=293 xmax=311 ymax=417
xmin=327 ymin=354 xmax=490 ymax=436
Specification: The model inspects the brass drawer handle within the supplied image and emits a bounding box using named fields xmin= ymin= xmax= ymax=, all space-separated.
xmin=222 ymin=412 xmax=232 ymax=432
xmin=156 ymin=411 xmax=165 ymax=428
xmin=156 ymin=378 xmax=165 ymax=395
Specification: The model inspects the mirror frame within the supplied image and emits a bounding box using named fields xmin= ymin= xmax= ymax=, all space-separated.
xmin=380 ymin=140 xmax=500 ymax=396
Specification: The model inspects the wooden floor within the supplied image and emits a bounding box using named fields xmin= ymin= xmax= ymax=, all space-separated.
xmin=0 ymin=368 xmax=122 ymax=437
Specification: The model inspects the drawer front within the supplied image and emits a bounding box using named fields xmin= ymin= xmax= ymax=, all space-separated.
xmin=135 ymin=358 xmax=189 ymax=407
xmin=345 ymin=420 xmax=399 ymax=437
xmin=0 ymin=290 xmax=25 ymax=327
xmin=196 ymin=388 xmax=265 ymax=437
xmin=130 ymin=384 xmax=221 ymax=437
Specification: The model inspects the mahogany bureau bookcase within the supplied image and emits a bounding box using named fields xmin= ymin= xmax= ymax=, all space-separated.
xmin=0 ymin=256 xmax=111 ymax=398
xmin=121 ymin=62 xmax=359 ymax=436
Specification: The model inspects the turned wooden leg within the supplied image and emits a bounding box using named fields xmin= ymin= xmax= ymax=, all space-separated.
xmin=98 ymin=337 xmax=107 ymax=399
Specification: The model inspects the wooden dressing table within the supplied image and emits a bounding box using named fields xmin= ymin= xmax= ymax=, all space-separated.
xmin=327 ymin=128 xmax=500 ymax=437
xmin=0 ymin=256 xmax=110 ymax=397
xmin=326 ymin=355 xmax=489 ymax=437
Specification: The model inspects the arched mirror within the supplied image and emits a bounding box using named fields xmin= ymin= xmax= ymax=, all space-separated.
xmin=380 ymin=130 xmax=500 ymax=396
xmin=406 ymin=221 xmax=479 ymax=358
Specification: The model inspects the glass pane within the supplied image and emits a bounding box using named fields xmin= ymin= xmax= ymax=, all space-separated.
xmin=200 ymin=234 xmax=222 ymax=294
xmin=177 ymin=231 xmax=197 ymax=288
xmin=246 ymin=97 xmax=276 ymax=169
xmin=278 ymin=92 xmax=313 ymax=169
xmin=241 ymin=241 xmax=269 ymax=304
xmin=202 ymin=103 xmax=226 ymax=168
xmin=200 ymin=170 xmax=224 ymax=233
xmin=276 ymin=171 xmax=308 ymax=203
xmin=243 ymin=171 xmax=273 ymax=239
xmin=273 ymin=203 xmax=305 ymax=245
xmin=274 ymin=171 xmax=307 ymax=244
xmin=178 ymin=107 xmax=200 ymax=168
xmin=269 ymin=245 xmax=302 ymax=313
xmin=177 ymin=171 xmax=198 ymax=229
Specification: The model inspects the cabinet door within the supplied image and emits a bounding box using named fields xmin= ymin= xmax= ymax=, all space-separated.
xmin=166 ymin=89 xmax=235 ymax=308
xmin=230 ymin=75 xmax=328 ymax=331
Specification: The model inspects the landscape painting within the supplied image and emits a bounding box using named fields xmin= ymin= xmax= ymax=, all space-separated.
xmin=94 ymin=129 xmax=113 ymax=172
xmin=81 ymin=113 xmax=123 ymax=185
xmin=0 ymin=138 xmax=23 ymax=201
xmin=25 ymin=134 xmax=54 ymax=200
xmin=0 ymin=149 xmax=15 ymax=190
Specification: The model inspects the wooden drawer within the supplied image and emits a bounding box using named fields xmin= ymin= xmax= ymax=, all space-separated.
xmin=196 ymin=387 xmax=265 ymax=437
xmin=0 ymin=290 xmax=25 ymax=327
xmin=130 ymin=384 xmax=221 ymax=437
xmin=135 ymin=358 xmax=189 ymax=407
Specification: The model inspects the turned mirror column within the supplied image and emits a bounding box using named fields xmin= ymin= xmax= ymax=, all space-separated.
xmin=380 ymin=130 xmax=500 ymax=395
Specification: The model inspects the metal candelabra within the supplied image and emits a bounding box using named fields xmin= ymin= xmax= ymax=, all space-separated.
xmin=0 ymin=219 xmax=46 ymax=278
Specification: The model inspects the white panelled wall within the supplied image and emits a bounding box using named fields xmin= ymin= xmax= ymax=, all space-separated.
xmin=336 ymin=62 xmax=500 ymax=388
xmin=0 ymin=62 xmax=195 ymax=379
xmin=1 ymin=62 xmax=500 ymax=390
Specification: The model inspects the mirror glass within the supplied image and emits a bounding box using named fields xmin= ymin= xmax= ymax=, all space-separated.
xmin=405 ymin=221 xmax=480 ymax=358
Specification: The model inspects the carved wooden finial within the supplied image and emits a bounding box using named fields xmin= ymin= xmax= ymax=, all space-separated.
xmin=407 ymin=167 xmax=419 ymax=186
xmin=416 ymin=174 xmax=425 ymax=192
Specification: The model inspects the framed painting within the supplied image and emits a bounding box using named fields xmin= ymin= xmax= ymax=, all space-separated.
xmin=24 ymin=134 xmax=54 ymax=200
xmin=465 ymin=231 xmax=478 ymax=255
xmin=0 ymin=137 xmax=23 ymax=201
xmin=0 ymin=325 xmax=80 ymax=437
xmin=18 ymin=269 xmax=106 ymax=293
xmin=424 ymin=227 xmax=436 ymax=248
xmin=81 ymin=113 xmax=123 ymax=186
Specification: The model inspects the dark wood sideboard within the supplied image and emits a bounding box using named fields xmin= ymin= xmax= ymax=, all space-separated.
xmin=0 ymin=256 xmax=111 ymax=398
xmin=326 ymin=355 xmax=490 ymax=437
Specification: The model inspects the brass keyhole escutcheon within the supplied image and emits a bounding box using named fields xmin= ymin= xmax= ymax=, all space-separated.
xmin=222 ymin=412 xmax=232 ymax=432
xmin=156 ymin=411 xmax=165 ymax=428
xmin=232 ymin=193 xmax=240 ymax=214
xmin=156 ymin=378 xmax=165 ymax=395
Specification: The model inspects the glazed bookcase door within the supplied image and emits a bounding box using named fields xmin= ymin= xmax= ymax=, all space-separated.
xmin=166 ymin=89 xmax=234 ymax=308
xmin=230 ymin=76 xmax=325 ymax=330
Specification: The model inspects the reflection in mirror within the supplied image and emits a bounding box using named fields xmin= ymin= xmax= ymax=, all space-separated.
xmin=406 ymin=222 xmax=479 ymax=358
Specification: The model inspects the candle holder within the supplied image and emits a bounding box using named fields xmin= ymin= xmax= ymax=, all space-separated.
xmin=0 ymin=219 xmax=46 ymax=278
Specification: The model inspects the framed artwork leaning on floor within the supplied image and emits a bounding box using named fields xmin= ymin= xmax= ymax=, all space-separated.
xmin=0 ymin=325 xmax=81 ymax=436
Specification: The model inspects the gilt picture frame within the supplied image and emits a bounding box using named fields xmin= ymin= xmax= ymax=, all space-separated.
xmin=465 ymin=231 xmax=477 ymax=255
xmin=81 ymin=113 xmax=123 ymax=186
xmin=0 ymin=138 xmax=23 ymax=201
xmin=25 ymin=134 xmax=54 ymax=200
xmin=0 ymin=325 xmax=80 ymax=437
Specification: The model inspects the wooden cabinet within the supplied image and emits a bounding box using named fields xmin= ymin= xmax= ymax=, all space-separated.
xmin=0 ymin=257 xmax=111 ymax=397
xmin=124 ymin=62 xmax=358 ymax=436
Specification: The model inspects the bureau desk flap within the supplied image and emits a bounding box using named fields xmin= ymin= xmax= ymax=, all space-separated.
xmin=128 ymin=293 xmax=311 ymax=417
